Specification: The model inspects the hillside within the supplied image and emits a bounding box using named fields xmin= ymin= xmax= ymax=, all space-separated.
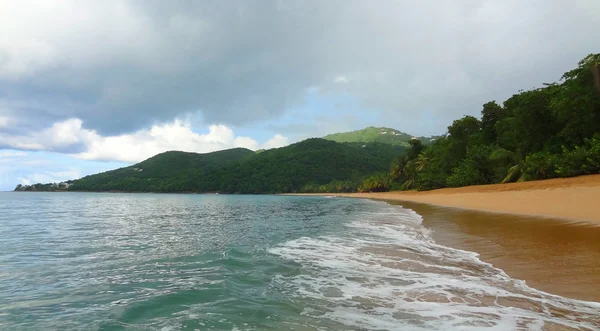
xmin=324 ymin=126 xmax=438 ymax=146
xmin=68 ymin=148 xmax=255 ymax=192
xmin=67 ymin=139 xmax=404 ymax=194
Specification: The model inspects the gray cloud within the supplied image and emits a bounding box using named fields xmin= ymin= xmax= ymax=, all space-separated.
xmin=1 ymin=0 xmax=599 ymax=137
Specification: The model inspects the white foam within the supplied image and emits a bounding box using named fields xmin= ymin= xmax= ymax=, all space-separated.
xmin=269 ymin=202 xmax=600 ymax=330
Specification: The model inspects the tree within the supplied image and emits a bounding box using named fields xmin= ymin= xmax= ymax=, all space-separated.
xmin=551 ymin=53 xmax=600 ymax=147
xmin=447 ymin=115 xmax=481 ymax=164
xmin=407 ymin=139 xmax=424 ymax=159
xmin=504 ymin=86 xmax=560 ymax=155
xmin=480 ymin=101 xmax=505 ymax=144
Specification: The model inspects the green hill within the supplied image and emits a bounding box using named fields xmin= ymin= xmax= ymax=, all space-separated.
xmin=68 ymin=148 xmax=254 ymax=192
xmin=68 ymin=139 xmax=404 ymax=194
xmin=324 ymin=126 xmax=438 ymax=146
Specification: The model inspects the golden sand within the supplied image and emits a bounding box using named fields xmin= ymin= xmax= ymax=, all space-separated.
xmin=307 ymin=174 xmax=600 ymax=223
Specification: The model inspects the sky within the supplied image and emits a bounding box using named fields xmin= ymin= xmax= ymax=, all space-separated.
xmin=1 ymin=0 xmax=599 ymax=190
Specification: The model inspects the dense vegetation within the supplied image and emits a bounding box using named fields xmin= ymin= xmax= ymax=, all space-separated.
xmin=324 ymin=126 xmax=439 ymax=147
xmin=14 ymin=182 xmax=73 ymax=192
xmin=67 ymin=148 xmax=254 ymax=192
xmin=388 ymin=53 xmax=600 ymax=191
xmin=62 ymin=139 xmax=404 ymax=193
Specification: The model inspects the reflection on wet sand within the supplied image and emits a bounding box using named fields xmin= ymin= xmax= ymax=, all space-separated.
xmin=394 ymin=201 xmax=600 ymax=303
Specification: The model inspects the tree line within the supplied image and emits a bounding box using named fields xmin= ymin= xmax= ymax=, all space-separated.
xmin=379 ymin=53 xmax=600 ymax=192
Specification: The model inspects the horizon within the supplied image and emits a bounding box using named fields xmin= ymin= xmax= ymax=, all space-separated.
xmin=1 ymin=1 xmax=599 ymax=190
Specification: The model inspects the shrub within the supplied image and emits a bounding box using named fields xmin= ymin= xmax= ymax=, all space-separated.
xmin=521 ymin=151 xmax=560 ymax=180
xmin=555 ymin=135 xmax=600 ymax=177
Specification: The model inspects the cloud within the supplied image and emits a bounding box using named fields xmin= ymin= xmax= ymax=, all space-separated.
xmin=1 ymin=1 xmax=598 ymax=137
xmin=0 ymin=118 xmax=90 ymax=152
xmin=0 ymin=115 xmax=9 ymax=128
xmin=262 ymin=134 xmax=290 ymax=150
xmin=74 ymin=121 xmax=285 ymax=163
xmin=19 ymin=169 xmax=81 ymax=185
xmin=333 ymin=76 xmax=349 ymax=84
xmin=0 ymin=118 xmax=288 ymax=163
xmin=0 ymin=150 xmax=27 ymax=157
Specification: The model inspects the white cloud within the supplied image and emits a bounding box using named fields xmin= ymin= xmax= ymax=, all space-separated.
xmin=0 ymin=118 xmax=289 ymax=163
xmin=262 ymin=134 xmax=289 ymax=150
xmin=333 ymin=76 xmax=349 ymax=84
xmin=0 ymin=116 xmax=9 ymax=128
xmin=19 ymin=178 xmax=31 ymax=186
xmin=75 ymin=121 xmax=268 ymax=162
xmin=18 ymin=169 xmax=80 ymax=185
xmin=0 ymin=118 xmax=90 ymax=150
xmin=0 ymin=150 xmax=27 ymax=157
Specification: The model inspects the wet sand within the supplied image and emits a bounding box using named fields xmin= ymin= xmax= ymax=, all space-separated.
xmin=288 ymin=175 xmax=600 ymax=302
xmin=395 ymin=201 xmax=600 ymax=303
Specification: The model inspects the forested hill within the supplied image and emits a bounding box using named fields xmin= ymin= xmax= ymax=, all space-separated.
xmin=65 ymin=139 xmax=404 ymax=193
xmin=324 ymin=127 xmax=439 ymax=147
xmin=67 ymin=148 xmax=255 ymax=192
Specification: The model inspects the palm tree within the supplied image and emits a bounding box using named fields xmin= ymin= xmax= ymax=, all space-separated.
xmin=488 ymin=147 xmax=524 ymax=183
xmin=415 ymin=150 xmax=431 ymax=171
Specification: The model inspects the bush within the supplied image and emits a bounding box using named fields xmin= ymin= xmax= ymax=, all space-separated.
xmin=446 ymin=161 xmax=485 ymax=187
xmin=446 ymin=145 xmax=495 ymax=187
xmin=521 ymin=151 xmax=560 ymax=180
xmin=358 ymin=173 xmax=391 ymax=192
xmin=555 ymin=135 xmax=600 ymax=177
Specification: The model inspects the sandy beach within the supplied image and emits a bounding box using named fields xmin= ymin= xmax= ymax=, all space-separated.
xmin=291 ymin=175 xmax=600 ymax=302
xmin=303 ymin=174 xmax=600 ymax=224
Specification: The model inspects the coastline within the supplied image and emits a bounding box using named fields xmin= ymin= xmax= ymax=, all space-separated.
xmin=291 ymin=174 xmax=600 ymax=224
xmin=395 ymin=201 xmax=600 ymax=302
xmin=289 ymin=175 xmax=600 ymax=302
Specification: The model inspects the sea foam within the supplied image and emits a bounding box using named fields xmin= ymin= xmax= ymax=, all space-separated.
xmin=268 ymin=200 xmax=600 ymax=331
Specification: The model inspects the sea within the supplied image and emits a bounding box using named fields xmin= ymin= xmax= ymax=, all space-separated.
xmin=0 ymin=192 xmax=598 ymax=330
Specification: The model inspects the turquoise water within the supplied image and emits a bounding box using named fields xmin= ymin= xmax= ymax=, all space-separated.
xmin=0 ymin=193 xmax=598 ymax=330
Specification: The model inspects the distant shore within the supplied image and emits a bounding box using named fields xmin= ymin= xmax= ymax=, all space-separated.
xmin=290 ymin=174 xmax=600 ymax=224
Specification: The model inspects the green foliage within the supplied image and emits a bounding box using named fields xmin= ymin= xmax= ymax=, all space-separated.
xmin=480 ymin=101 xmax=506 ymax=144
xmin=501 ymin=165 xmax=521 ymax=184
xmin=551 ymin=54 xmax=600 ymax=147
xmin=413 ymin=137 xmax=453 ymax=190
xmin=324 ymin=126 xmax=439 ymax=147
xmin=520 ymin=151 xmax=560 ymax=181
xmin=555 ymin=135 xmax=600 ymax=177
xmin=68 ymin=139 xmax=403 ymax=194
xmin=446 ymin=145 xmax=494 ymax=187
xmin=447 ymin=115 xmax=482 ymax=164
xmin=14 ymin=182 xmax=72 ymax=192
xmin=388 ymin=53 xmax=600 ymax=191
xmin=69 ymin=148 xmax=255 ymax=192
xmin=358 ymin=173 xmax=391 ymax=192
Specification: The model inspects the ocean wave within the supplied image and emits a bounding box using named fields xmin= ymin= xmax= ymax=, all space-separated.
xmin=268 ymin=201 xmax=600 ymax=330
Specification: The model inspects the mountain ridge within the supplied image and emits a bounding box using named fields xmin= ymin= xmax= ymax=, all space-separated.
xmin=323 ymin=126 xmax=439 ymax=146
xmin=49 ymin=138 xmax=405 ymax=194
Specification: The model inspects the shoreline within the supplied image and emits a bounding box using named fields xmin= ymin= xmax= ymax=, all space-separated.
xmin=289 ymin=174 xmax=600 ymax=224
xmin=289 ymin=175 xmax=600 ymax=302
xmin=394 ymin=200 xmax=600 ymax=303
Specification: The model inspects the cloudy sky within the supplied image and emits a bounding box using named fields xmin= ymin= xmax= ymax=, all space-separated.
xmin=1 ymin=0 xmax=599 ymax=190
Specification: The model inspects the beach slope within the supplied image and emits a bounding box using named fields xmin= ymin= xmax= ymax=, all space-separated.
xmin=304 ymin=174 xmax=600 ymax=223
